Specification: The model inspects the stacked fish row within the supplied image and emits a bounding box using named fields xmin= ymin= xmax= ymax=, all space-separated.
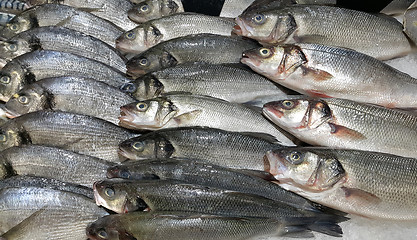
xmin=1 ymin=0 xmax=417 ymax=240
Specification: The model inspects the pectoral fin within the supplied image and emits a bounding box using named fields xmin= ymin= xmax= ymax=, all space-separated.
xmin=342 ymin=187 xmax=382 ymax=205
xmin=328 ymin=123 xmax=366 ymax=140
xmin=301 ymin=66 xmax=333 ymax=81
xmin=173 ymin=110 xmax=202 ymax=124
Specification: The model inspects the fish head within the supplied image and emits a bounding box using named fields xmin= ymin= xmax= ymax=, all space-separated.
xmin=266 ymin=148 xmax=345 ymax=191
xmin=241 ymin=46 xmax=283 ymax=78
xmin=4 ymin=84 xmax=48 ymax=118
xmin=107 ymin=165 xmax=133 ymax=179
xmin=0 ymin=62 xmax=27 ymax=102
xmin=0 ymin=128 xmax=21 ymax=151
xmin=119 ymin=98 xmax=178 ymax=130
xmin=86 ymin=215 xmax=125 ymax=240
xmin=126 ymin=48 xmax=175 ymax=77
xmin=128 ymin=0 xmax=163 ymax=23
xmin=116 ymin=24 xmax=163 ymax=54
xmin=263 ymin=98 xmax=332 ymax=131
xmin=234 ymin=10 xmax=292 ymax=43
xmin=118 ymin=134 xmax=174 ymax=160
xmin=0 ymin=16 xmax=33 ymax=40
xmin=93 ymin=180 xmax=140 ymax=213
xmin=124 ymin=74 xmax=164 ymax=100
xmin=0 ymin=39 xmax=31 ymax=62
xmin=107 ymin=164 xmax=161 ymax=180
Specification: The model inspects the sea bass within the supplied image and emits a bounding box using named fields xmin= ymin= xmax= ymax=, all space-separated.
xmin=128 ymin=0 xmax=184 ymax=23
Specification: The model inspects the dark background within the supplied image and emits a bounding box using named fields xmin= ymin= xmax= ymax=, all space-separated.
xmin=181 ymin=0 xmax=394 ymax=16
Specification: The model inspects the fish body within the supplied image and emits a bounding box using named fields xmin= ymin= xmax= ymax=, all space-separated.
xmin=25 ymin=0 xmax=137 ymax=31
xmin=234 ymin=5 xmax=412 ymax=60
xmin=86 ymin=211 xmax=315 ymax=240
xmin=0 ymin=50 xmax=131 ymax=102
xmin=263 ymin=97 xmax=417 ymax=158
xmin=242 ymin=43 xmax=417 ymax=108
xmin=106 ymin=158 xmax=324 ymax=212
xmin=0 ymin=0 xmax=27 ymax=14
xmin=118 ymin=127 xmax=282 ymax=169
xmin=381 ymin=0 xmax=415 ymax=15
xmin=0 ymin=111 xmax=138 ymax=161
xmin=0 ymin=145 xmax=113 ymax=186
xmin=116 ymin=13 xmax=235 ymax=54
xmin=266 ymin=147 xmax=417 ymax=220
xmin=0 ymin=4 xmax=123 ymax=47
xmin=4 ymin=77 xmax=136 ymax=124
xmin=123 ymin=63 xmax=289 ymax=102
xmin=126 ymin=34 xmax=260 ymax=77
xmin=0 ymin=187 xmax=107 ymax=236
xmin=128 ymin=0 xmax=184 ymax=23
xmin=119 ymin=94 xmax=296 ymax=145
xmin=404 ymin=2 xmax=417 ymax=45
xmin=0 ymin=26 xmax=127 ymax=72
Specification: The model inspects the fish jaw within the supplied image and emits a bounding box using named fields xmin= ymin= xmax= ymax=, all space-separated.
xmin=233 ymin=17 xmax=254 ymax=37
xmin=117 ymin=146 xmax=145 ymax=161
xmin=116 ymin=29 xmax=147 ymax=54
xmin=119 ymin=103 xmax=164 ymax=130
xmin=264 ymin=150 xmax=289 ymax=178
xmin=93 ymin=181 xmax=114 ymax=211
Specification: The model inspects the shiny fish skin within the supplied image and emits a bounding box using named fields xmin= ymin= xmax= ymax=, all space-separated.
xmin=0 ymin=175 xmax=93 ymax=199
xmin=263 ymin=97 xmax=417 ymax=158
xmin=0 ymin=50 xmax=131 ymax=102
xmin=106 ymin=159 xmax=324 ymax=212
xmin=86 ymin=211 xmax=309 ymax=240
xmin=118 ymin=127 xmax=282 ymax=169
xmin=0 ymin=145 xmax=113 ymax=186
xmin=128 ymin=0 xmax=184 ymax=23
xmin=234 ymin=5 xmax=412 ymax=60
xmin=126 ymin=34 xmax=260 ymax=77
xmin=0 ymin=111 xmax=138 ymax=162
xmin=0 ymin=187 xmax=107 ymax=235
xmin=0 ymin=12 xmax=14 ymax=25
xmin=4 ymin=77 xmax=136 ymax=124
xmin=25 ymin=0 xmax=137 ymax=31
xmin=122 ymin=63 xmax=289 ymax=102
xmin=241 ymin=43 xmax=417 ymax=108
xmin=119 ymin=94 xmax=296 ymax=145
xmin=116 ymin=13 xmax=235 ymax=54
xmin=266 ymin=147 xmax=417 ymax=220
xmin=0 ymin=4 xmax=123 ymax=47
xmin=0 ymin=26 xmax=127 ymax=72
xmin=380 ymin=0 xmax=415 ymax=15
xmin=404 ymin=2 xmax=417 ymax=45
xmin=0 ymin=0 xmax=27 ymax=14
xmin=220 ymin=0 xmax=255 ymax=18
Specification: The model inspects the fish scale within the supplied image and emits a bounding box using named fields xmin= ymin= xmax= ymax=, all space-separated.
xmin=0 ymin=0 xmax=28 ymax=14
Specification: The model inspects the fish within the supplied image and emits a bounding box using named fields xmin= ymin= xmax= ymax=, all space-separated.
xmin=0 ymin=111 xmax=139 ymax=162
xmin=121 ymin=63 xmax=290 ymax=102
xmin=404 ymin=2 xmax=417 ymax=45
xmin=263 ymin=97 xmax=417 ymax=158
xmin=0 ymin=50 xmax=131 ymax=102
xmin=242 ymin=0 xmax=336 ymax=15
xmin=0 ymin=12 xmax=15 ymax=25
xmin=116 ymin=13 xmax=235 ymax=54
xmin=118 ymin=127 xmax=283 ymax=169
xmin=119 ymin=94 xmax=296 ymax=145
xmin=233 ymin=5 xmax=412 ymax=60
xmin=25 ymin=0 xmax=138 ymax=31
xmin=86 ymin=211 xmax=322 ymax=240
xmin=380 ymin=0 xmax=415 ymax=15
xmin=220 ymin=0 xmax=255 ymax=18
xmin=241 ymin=43 xmax=417 ymax=108
xmin=125 ymin=34 xmax=260 ymax=77
xmin=266 ymin=147 xmax=417 ymax=220
xmin=3 ymin=77 xmax=136 ymax=125
xmin=0 ymin=145 xmax=113 ymax=186
xmin=0 ymin=0 xmax=28 ymax=14
xmin=0 ymin=175 xmax=93 ymax=199
xmin=128 ymin=0 xmax=184 ymax=23
xmin=0 ymin=26 xmax=127 ymax=72
xmin=0 ymin=187 xmax=108 ymax=237
xmin=106 ymin=158 xmax=333 ymax=213
xmin=93 ymin=179 xmax=345 ymax=236
xmin=0 ymin=4 xmax=124 ymax=47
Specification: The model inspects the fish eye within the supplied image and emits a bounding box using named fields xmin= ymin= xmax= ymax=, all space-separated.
xmin=281 ymin=100 xmax=295 ymax=109
xmin=0 ymin=76 xmax=11 ymax=84
xmin=289 ymin=151 xmax=303 ymax=164
xmin=136 ymin=102 xmax=148 ymax=111
xmin=125 ymin=31 xmax=136 ymax=40
xmin=0 ymin=134 xmax=7 ymax=142
xmin=252 ymin=14 xmax=265 ymax=24
xmin=259 ymin=48 xmax=270 ymax=57
xmin=132 ymin=141 xmax=144 ymax=151
xmin=120 ymin=170 xmax=131 ymax=179
xmin=7 ymin=44 xmax=18 ymax=52
xmin=139 ymin=58 xmax=148 ymax=66
xmin=9 ymin=23 xmax=19 ymax=31
xmin=140 ymin=4 xmax=150 ymax=12
xmin=120 ymin=83 xmax=136 ymax=93
xmin=104 ymin=187 xmax=115 ymax=198
xmin=17 ymin=95 xmax=29 ymax=104
xmin=97 ymin=229 xmax=108 ymax=239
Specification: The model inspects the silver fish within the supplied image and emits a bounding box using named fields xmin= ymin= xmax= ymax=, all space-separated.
xmin=381 ymin=0 xmax=415 ymax=15
xmin=0 ymin=0 xmax=28 ymax=14
xmin=128 ymin=0 xmax=184 ymax=23
xmin=404 ymin=2 xmax=417 ymax=45
xmin=0 ymin=11 xmax=14 ymax=25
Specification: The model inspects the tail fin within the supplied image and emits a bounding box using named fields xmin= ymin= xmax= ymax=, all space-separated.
xmin=307 ymin=221 xmax=343 ymax=237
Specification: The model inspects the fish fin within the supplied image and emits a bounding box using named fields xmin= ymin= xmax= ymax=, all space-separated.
xmin=233 ymin=169 xmax=277 ymax=181
xmin=342 ymin=187 xmax=382 ymax=205
xmin=305 ymin=90 xmax=332 ymax=98
xmin=300 ymin=66 xmax=333 ymax=81
xmin=307 ymin=221 xmax=343 ymax=237
xmin=161 ymin=91 xmax=193 ymax=96
xmin=241 ymin=103 xmax=263 ymax=113
xmin=1 ymin=207 xmax=47 ymax=239
xmin=55 ymin=16 xmax=74 ymax=27
xmin=119 ymin=231 xmax=138 ymax=240
xmin=173 ymin=110 xmax=202 ymax=124
xmin=328 ymin=123 xmax=366 ymax=140
xmin=239 ymin=132 xmax=282 ymax=144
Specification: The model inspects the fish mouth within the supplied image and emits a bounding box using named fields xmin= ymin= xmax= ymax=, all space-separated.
xmin=3 ymin=108 xmax=20 ymax=119
xmin=126 ymin=65 xmax=147 ymax=78
xmin=117 ymin=147 xmax=140 ymax=161
xmin=0 ymin=94 xmax=10 ymax=102
xmin=241 ymin=51 xmax=262 ymax=68
xmin=233 ymin=17 xmax=251 ymax=37
xmin=93 ymin=182 xmax=106 ymax=207
xmin=265 ymin=150 xmax=288 ymax=178
xmin=119 ymin=107 xmax=138 ymax=129
xmin=263 ymin=104 xmax=284 ymax=120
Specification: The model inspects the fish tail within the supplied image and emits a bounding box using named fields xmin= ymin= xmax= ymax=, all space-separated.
xmin=307 ymin=221 xmax=343 ymax=237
